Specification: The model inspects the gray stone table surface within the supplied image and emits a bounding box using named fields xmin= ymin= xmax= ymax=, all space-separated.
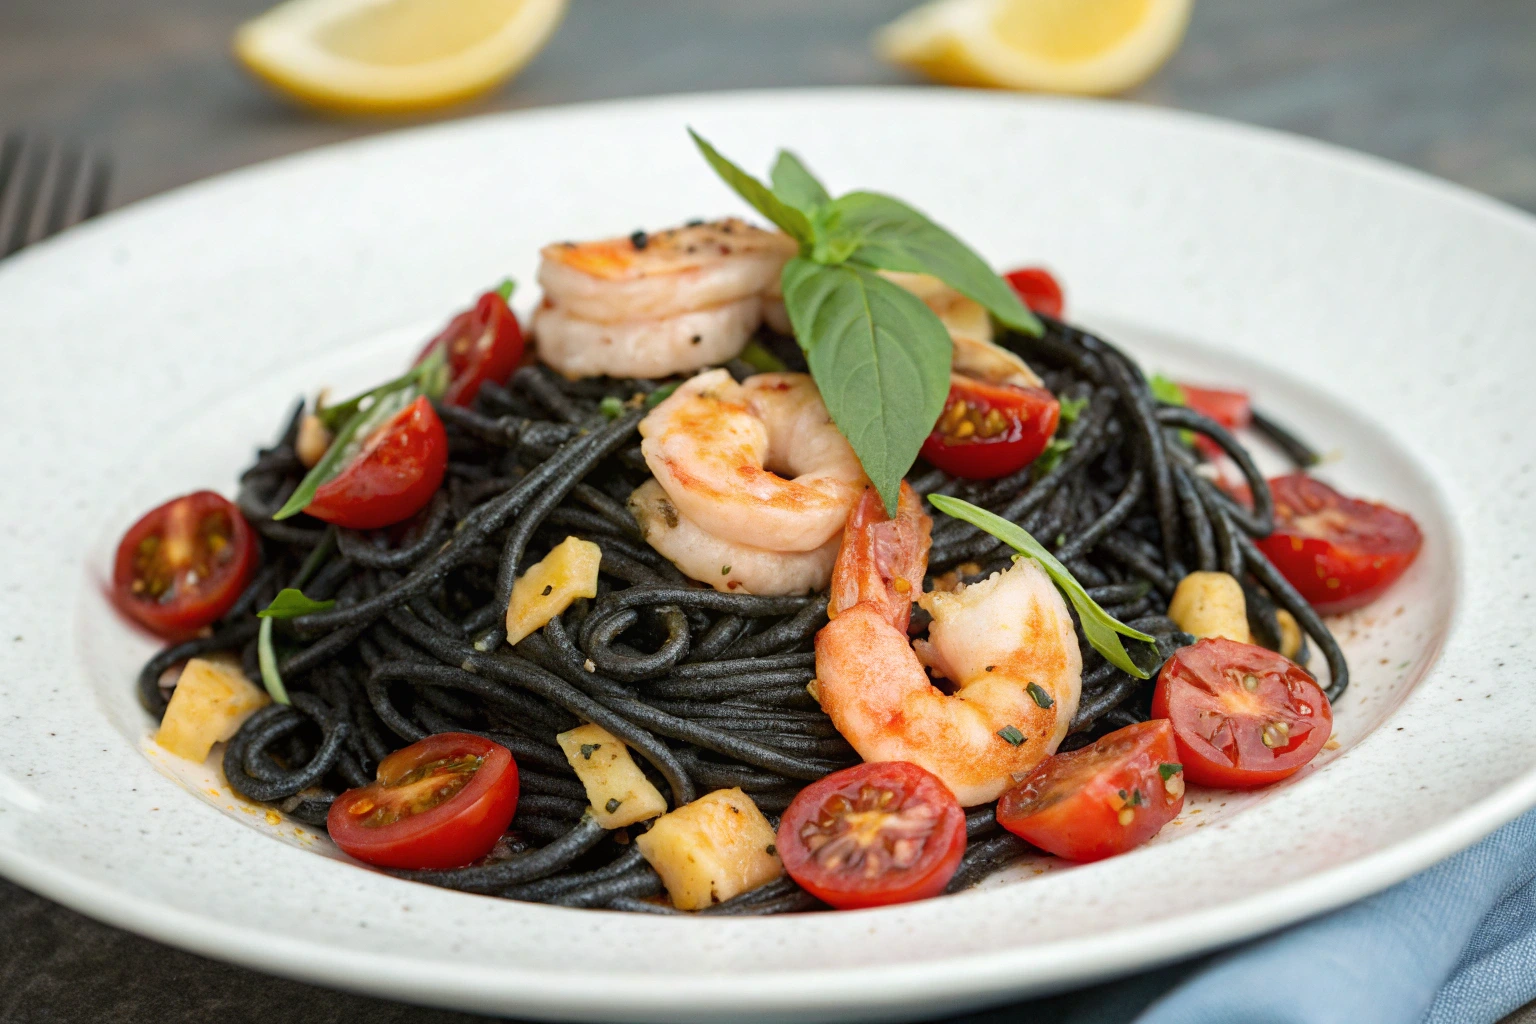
xmin=2 ymin=1 xmax=1535 ymax=1021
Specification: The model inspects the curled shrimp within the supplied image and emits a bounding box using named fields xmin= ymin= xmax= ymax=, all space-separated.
xmin=628 ymin=480 xmax=840 ymax=596
xmin=639 ymin=369 xmax=866 ymax=553
xmin=815 ymin=483 xmax=1083 ymax=806
xmin=533 ymin=219 xmax=796 ymax=379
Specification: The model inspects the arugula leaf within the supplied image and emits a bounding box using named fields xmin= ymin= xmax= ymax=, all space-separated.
xmin=826 ymin=191 xmax=1042 ymax=336
xmin=257 ymin=588 xmax=336 ymax=619
xmin=926 ymin=494 xmax=1157 ymax=678
xmin=782 ymin=258 xmax=952 ymax=516
xmin=770 ymin=150 xmax=831 ymax=211
xmin=688 ymin=129 xmax=813 ymax=245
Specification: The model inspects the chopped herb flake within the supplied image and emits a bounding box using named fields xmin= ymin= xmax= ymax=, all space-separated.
xmin=1026 ymin=682 xmax=1054 ymax=709
xmin=1158 ymin=762 xmax=1183 ymax=781
xmin=599 ymin=395 xmax=625 ymax=419
xmin=721 ymin=565 xmax=732 ymax=575
xmin=541 ymin=584 xmax=553 ymax=597
xmin=605 ymin=798 xmax=623 ymax=813
xmin=579 ymin=743 xmax=601 ymax=760
xmin=765 ymin=844 xmax=777 ymax=856
xmin=1058 ymin=395 xmax=1088 ymax=423
xmin=997 ymin=725 xmax=1026 ymax=747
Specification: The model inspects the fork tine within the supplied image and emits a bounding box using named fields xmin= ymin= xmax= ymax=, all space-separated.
xmin=43 ymin=145 xmax=82 ymax=239
xmin=3 ymin=139 xmax=48 ymax=257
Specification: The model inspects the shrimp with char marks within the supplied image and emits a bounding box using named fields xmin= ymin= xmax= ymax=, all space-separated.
xmin=815 ymin=483 xmax=1083 ymax=806
xmin=534 ymin=219 xmax=796 ymax=379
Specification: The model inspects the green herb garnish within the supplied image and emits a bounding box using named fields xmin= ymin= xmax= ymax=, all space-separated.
xmin=927 ymin=494 xmax=1158 ymax=678
xmin=599 ymin=396 xmax=625 ymax=419
xmin=580 ymin=743 xmax=601 ymax=760
xmin=997 ymin=725 xmax=1026 ymax=746
xmin=1058 ymin=394 xmax=1088 ymax=424
xmin=1158 ymin=762 xmax=1183 ymax=781
xmin=494 ymin=277 xmax=516 ymax=302
xmin=738 ymin=339 xmax=787 ymax=373
xmin=279 ymin=345 xmax=449 ymax=520
xmin=254 ymin=588 xmax=337 ymax=705
xmin=605 ymin=798 xmax=623 ymax=814
xmin=257 ymin=588 xmax=337 ymax=620
xmin=1033 ymin=436 xmax=1074 ymax=476
xmin=1026 ymin=682 xmax=1054 ymax=709
xmin=644 ymin=382 xmax=679 ymax=408
xmin=691 ymin=130 xmax=1041 ymax=516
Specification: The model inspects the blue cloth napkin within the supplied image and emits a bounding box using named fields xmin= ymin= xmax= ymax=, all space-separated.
xmin=949 ymin=806 xmax=1536 ymax=1024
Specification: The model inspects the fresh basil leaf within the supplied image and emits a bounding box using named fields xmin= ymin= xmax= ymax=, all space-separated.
xmin=770 ymin=150 xmax=831 ymax=211
xmin=827 ymin=191 xmax=1042 ymax=336
xmin=688 ymin=130 xmax=813 ymax=245
xmin=257 ymin=588 xmax=337 ymax=619
xmin=926 ymin=494 xmax=1157 ymax=678
xmin=781 ymin=258 xmax=952 ymax=517
xmin=274 ymin=383 xmax=415 ymax=520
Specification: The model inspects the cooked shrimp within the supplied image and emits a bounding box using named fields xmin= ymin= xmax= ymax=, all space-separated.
xmin=639 ymin=369 xmax=866 ymax=552
xmin=533 ymin=219 xmax=796 ymax=379
xmin=629 ymin=480 xmax=840 ymax=596
xmin=534 ymin=296 xmax=762 ymax=380
xmin=815 ymin=483 xmax=1083 ymax=806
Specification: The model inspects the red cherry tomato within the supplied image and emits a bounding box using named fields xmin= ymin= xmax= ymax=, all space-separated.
xmin=415 ymin=289 xmax=524 ymax=408
xmin=1257 ymin=473 xmax=1423 ymax=615
xmin=996 ymin=720 xmax=1185 ymax=863
xmin=1004 ymin=267 xmax=1064 ymax=318
xmin=328 ymin=733 xmax=519 ymax=870
xmin=305 ymin=395 xmax=448 ymax=530
xmin=777 ymin=761 xmax=966 ymax=910
xmin=1177 ymin=383 xmax=1252 ymax=461
xmin=919 ymin=376 xmax=1061 ymax=479
xmin=111 ymin=491 xmax=257 ymax=639
xmin=1152 ymin=637 xmax=1332 ymax=789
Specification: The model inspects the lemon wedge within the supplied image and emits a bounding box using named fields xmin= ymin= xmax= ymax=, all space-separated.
xmin=876 ymin=0 xmax=1192 ymax=96
xmin=235 ymin=0 xmax=567 ymax=114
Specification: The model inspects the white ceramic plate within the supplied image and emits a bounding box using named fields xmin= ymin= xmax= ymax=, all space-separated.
xmin=2 ymin=89 xmax=1534 ymax=1023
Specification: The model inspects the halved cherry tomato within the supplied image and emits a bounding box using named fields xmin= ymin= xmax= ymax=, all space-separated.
xmin=111 ymin=491 xmax=257 ymax=639
xmin=415 ymin=288 xmax=524 ymax=408
xmin=919 ymin=376 xmax=1060 ymax=479
xmin=304 ymin=395 xmax=448 ymax=530
xmin=1257 ymin=473 xmax=1423 ymax=615
xmin=777 ymin=761 xmax=966 ymax=910
xmin=996 ymin=720 xmax=1184 ymax=863
xmin=1004 ymin=266 xmax=1064 ymax=318
xmin=1178 ymin=383 xmax=1252 ymax=461
xmin=1152 ymin=637 xmax=1332 ymax=789
xmin=328 ymin=733 xmax=519 ymax=870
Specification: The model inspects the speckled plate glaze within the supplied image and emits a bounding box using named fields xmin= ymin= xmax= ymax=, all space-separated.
xmin=1 ymin=90 xmax=1533 ymax=1023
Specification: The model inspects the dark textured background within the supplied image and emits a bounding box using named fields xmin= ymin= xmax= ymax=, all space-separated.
xmin=3 ymin=1 xmax=1534 ymax=1021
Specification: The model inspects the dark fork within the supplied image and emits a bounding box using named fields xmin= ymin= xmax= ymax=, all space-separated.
xmin=0 ymin=132 xmax=111 ymax=258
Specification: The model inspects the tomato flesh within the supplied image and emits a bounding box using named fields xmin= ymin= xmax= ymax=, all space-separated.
xmin=1004 ymin=267 xmax=1064 ymax=318
xmin=920 ymin=376 xmax=1060 ymax=480
xmin=1153 ymin=637 xmax=1332 ymax=789
xmin=416 ymin=289 xmax=524 ymax=408
xmin=1257 ymin=473 xmax=1423 ymax=615
xmin=111 ymin=491 xmax=257 ymax=639
xmin=305 ymin=395 xmax=448 ymax=530
xmin=997 ymin=720 xmax=1184 ymax=862
xmin=777 ymin=761 xmax=966 ymax=910
xmin=328 ymin=733 xmax=519 ymax=870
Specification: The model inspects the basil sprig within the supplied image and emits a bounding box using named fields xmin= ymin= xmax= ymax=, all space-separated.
xmin=690 ymin=131 xmax=1042 ymax=515
xmin=275 ymin=346 xmax=449 ymax=521
xmin=927 ymin=494 xmax=1157 ymax=678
